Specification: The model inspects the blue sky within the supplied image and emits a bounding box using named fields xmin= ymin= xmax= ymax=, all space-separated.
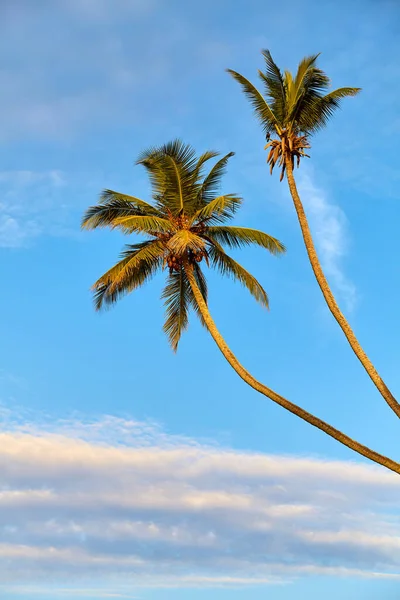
xmin=0 ymin=0 xmax=400 ymax=598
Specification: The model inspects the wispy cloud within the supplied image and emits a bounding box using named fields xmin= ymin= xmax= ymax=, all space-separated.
xmin=0 ymin=170 xmax=71 ymax=247
xmin=297 ymin=170 xmax=356 ymax=311
xmin=0 ymin=411 xmax=399 ymax=598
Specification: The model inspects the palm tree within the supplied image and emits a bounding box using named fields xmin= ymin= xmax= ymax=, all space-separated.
xmin=227 ymin=51 xmax=400 ymax=420
xmin=82 ymin=140 xmax=400 ymax=475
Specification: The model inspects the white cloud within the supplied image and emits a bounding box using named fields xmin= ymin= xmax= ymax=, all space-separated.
xmin=0 ymin=411 xmax=399 ymax=598
xmin=297 ymin=170 xmax=356 ymax=311
xmin=0 ymin=170 xmax=69 ymax=247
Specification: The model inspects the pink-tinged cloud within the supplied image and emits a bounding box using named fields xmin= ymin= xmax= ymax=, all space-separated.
xmin=0 ymin=413 xmax=399 ymax=596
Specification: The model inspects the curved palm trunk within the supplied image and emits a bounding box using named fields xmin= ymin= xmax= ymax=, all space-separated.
xmin=185 ymin=265 xmax=400 ymax=475
xmin=284 ymin=158 xmax=400 ymax=419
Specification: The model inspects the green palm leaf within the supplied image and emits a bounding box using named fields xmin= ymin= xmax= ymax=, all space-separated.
xmin=199 ymin=152 xmax=235 ymax=204
xmin=92 ymin=240 xmax=165 ymax=310
xmin=137 ymin=140 xmax=200 ymax=215
xmin=192 ymin=150 xmax=220 ymax=185
xmin=192 ymin=194 xmax=242 ymax=225
xmin=167 ymin=230 xmax=206 ymax=255
xmin=82 ymin=190 xmax=161 ymax=229
xmin=258 ymin=49 xmax=286 ymax=123
xmin=227 ymin=70 xmax=278 ymax=135
xmin=110 ymin=215 xmax=175 ymax=235
xmin=209 ymin=245 xmax=269 ymax=308
xmin=297 ymin=86 xmax=361 ymax=133
xmin=207 ymin=226 xmax=286 ymax=255
xmin=161 ymin=268 xmax=190 ymax=351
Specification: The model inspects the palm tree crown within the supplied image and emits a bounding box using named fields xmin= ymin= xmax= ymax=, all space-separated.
xmin=227 ymin=50 xmax=361 ymax=180
xmin=82 ymin=140 xmax=285 ymax=350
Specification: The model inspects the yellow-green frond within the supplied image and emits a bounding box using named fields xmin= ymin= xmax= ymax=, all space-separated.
xmin=82 ymin=190 xmax=160 ymax=230
xmin=199 ymin=152 xmax=235 ymax=204
xmin=161 ymin=268 xmax=190 ymax=351
xmin=226 ymin=70 xmax=278 ymax=135
xmin=91 ymin=240 xmax=165 ymax=310
xmin=207 ymin=226 xmax=285 ymax=255
xmin=167 ymin=230 xmax=206 ymax=256
xmin=110 ymin=215 xmax=175 ymax=235
xmin=193 ymin=194 xmax=242 ymax=225
xmin=209 ymin=246 xmax=269 ymax=308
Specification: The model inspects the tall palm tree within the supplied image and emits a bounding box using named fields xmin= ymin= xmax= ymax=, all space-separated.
xmin=227 ymin=51 xmax=400 ymax=420
xmin=82 ymin=140 xmax=400 ymax=475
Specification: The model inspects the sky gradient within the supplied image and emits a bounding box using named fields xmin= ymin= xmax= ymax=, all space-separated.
xmin=1 ymin=0 xmax=400 ymax=599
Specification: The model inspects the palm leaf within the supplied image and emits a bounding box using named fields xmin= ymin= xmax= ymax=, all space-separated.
xmin=207 ymin=226 xmax=285 ymax=255
xmin=199 ymin=152 xmax=235 ymax=205
xmin=161 ymin=268 xmax=190 ymax=351
xmin=137 ymin=140 xmax=200 ymax=215
xmin=82 ymin=190 xmax=160 ymax=229
xmin=288 ymin=64 xmax=332 ymax=128
xmin=227 ymin=70 xmax=278 ymax=135
xmin=110 ymin=215 xmax=175 ymax=235
xmin=192 ymin=150 xmax=220 ymax=185
xmin=92 ymin=240 xmax=165 ymax=310
xmin=167 ymin=230 xmax=206 ymax=255
xmin=209 ymin=246 xmax=269 ymax=308
xmin=298 ymin=86 xmax=361 ymax=134
xmin=258 ymin=49 xmax=286 ymax=124
xmin=192 ymin=194 xmax=242 ymax=225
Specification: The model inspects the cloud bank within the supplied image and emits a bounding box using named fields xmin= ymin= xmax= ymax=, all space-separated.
xmin=0 ymin=411 xmax=399 ymax=597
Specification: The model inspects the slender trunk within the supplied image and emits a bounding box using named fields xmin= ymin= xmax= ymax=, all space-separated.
xmin=285 ymin=157 xmax=400 ymax=419
xmin=184 ymin=265 xmax=400 ymax=476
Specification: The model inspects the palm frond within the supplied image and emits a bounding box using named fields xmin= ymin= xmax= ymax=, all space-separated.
xmin=207 ymin=226 xmax=285 ymax=255
xmin=109 ymin=215 xmax=175 ymax=235
xmin=161 ymin=268 xmax=190 ymax=351
xmin=192 ymin=150 xmax=220 ymax=184
xmin=291 ymin=54 xmax=320 ymax=99
xmin=258 ymin=49 xmax=286 ymax=124
xmin=226 ymin=69 xmax=278 ymax=135
xmin=82 ymin=190 xmax=160 ymax=230
xmin=288 ymin=65 xmax=331 ymax=128
xmin=167 ymin=230 xmax=206 ymax=255
xmin=137 ymin=140 xmax=201 ymax=215
xmin=92 ymin=240 xmax=165 ymax=310
xmin=199 ymin=152 xmax=235 ymax=205
xmin=209 ymin=246 xmax=269 ymax=308
xmin=192 ymin=194 xmax=242 ymax=225
xmin=297 ymin=86 xmax=361 ymax=134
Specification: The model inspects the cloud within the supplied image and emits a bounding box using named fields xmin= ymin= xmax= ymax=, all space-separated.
xmin=0 ymin=411 xmax=399 ymax=598
xmin=0 ymin=170 xmax=73 ymax=247
xmin=296 ymin=171 xmax=356 ymax=311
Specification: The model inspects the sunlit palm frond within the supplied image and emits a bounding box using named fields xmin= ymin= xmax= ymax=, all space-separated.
xmin=209 ymin=245 xmax=269 ymax=308
xmin=207 ymin=226 xmax=286 ymax=255
xmin=92 ymin=240 xmax=165 ymax=310
xmin=199 ymin=152 xmax=235 ymax=205
xmin=192 ymin=150 xmax=220 ymax=185
xmin=288 ymin=65 xmax=331 ymax=127
xmin=226 ymin=70 xmax=278 ymax=135
xmin=167 ymin=230 xmax=206 ymax=256
xmin=109 ymin=215 xmax=175 ymax=235
xmin=137 ymin=140 xmax=201 ymax=215
xmin=192 ymin=194 xmax=242 ymax=225
xmin=161 ymin=268 xmax=191 ymax=351
xmin=258 ymin=49 xmax=286 ymax=123
xmin=82 ymin=190 xmax=160 ymax=229
xmin=298 ymin=87 xmax=361 ymax=133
